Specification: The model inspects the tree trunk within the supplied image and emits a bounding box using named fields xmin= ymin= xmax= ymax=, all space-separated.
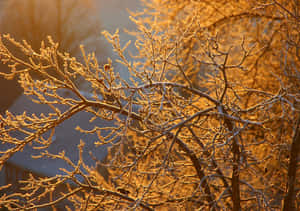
xmin=283 ymin=116 xmax=300 ymax=211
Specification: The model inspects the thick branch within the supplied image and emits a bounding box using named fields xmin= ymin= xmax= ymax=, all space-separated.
xmin=188 ymin=127 xmax=232 ymax=198
xmin=283 ymin=116 xmax=300 ymax=211
xmin=218 ymin=106 xmax=241 ymax=211
xmin=172 ymin=135 xmax=218 ymax=210
xmin=113 ymin=82 xmax=220 ymax=105
xmin=85 ymin=100 xmax=142 ymax=121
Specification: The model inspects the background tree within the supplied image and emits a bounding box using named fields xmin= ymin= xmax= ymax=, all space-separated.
xmin=0 ymin=0 xmax=299 ymax=210
xmin=0 ymin=0 xmax=105 ymax=112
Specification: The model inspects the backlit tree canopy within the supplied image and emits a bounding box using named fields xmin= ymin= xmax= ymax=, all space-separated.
xmin=0 ymin=0 xmax=299 ymax=210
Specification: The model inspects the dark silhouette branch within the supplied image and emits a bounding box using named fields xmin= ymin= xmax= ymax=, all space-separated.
xmin=283 ymin=116 xmax=300 ymax=211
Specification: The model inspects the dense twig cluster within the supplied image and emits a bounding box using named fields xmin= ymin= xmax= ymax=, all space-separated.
xmin=0 ymin=0 xmax=299 ymax=210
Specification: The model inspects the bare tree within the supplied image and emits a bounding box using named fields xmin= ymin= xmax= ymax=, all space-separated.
xmin=0 ymin=0 xmax=299 ymax=210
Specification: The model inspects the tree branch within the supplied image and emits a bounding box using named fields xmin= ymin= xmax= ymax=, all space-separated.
xmin=283 ymin=116 xmax=300 ymax=211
